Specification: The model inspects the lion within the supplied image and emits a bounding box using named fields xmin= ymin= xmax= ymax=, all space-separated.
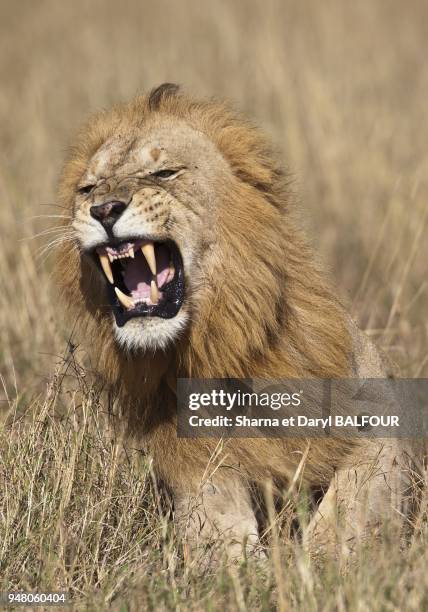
xmin=55 ymin=83 xmax=423 ymax=561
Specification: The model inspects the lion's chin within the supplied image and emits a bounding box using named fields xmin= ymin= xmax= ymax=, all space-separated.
xmin=112 ymin=309 xmax=189 ymax=353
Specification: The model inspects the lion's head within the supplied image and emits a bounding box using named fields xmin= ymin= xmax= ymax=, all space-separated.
xmin=57 ymin=84 xmax=350 ymax=386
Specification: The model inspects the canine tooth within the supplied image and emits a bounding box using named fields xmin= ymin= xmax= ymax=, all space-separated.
xmin=108 ymin=253 xmax=114 ymax=263
xmin=129 ymin=246 xmax=135 ymax=258
xmin=99 ymin=253 xmax=113 ymax=284
xmin=150 ymin=279 xmax=159 ymax=304
xmin=114 ymin=287 xmax=134 ymax=310
xmin=141 ymin=243 xmax=156 ymax=275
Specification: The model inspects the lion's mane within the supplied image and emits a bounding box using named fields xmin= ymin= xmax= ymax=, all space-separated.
xmin=56 ymin=85 xmax=354 ymax=490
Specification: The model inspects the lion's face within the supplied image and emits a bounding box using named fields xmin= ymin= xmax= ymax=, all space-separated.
xmin=72 ymin=116 xmax=231 ymax=352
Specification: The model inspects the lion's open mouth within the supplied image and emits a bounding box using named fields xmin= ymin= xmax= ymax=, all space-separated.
xmin=94 ymin=239 xmax=185 ymax=327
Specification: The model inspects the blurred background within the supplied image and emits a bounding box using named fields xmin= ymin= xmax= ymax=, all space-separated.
xmin=0 ymin=3 xmax=427 ymax=604
xmin=1 ymin=0 xmax=427 ymax=396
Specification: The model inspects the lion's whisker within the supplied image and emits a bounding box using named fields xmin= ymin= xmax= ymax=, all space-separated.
xmin=30 ymin=214 xmax=72 ymax=220
xmin=22 ymin=226 xmax=73 ymax=241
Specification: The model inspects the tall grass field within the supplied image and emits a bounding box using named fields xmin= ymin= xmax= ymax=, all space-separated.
xmin=0 ymin=1 xmax=427 ymax=609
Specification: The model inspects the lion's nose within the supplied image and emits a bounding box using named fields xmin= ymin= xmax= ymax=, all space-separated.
xmin=90 ymin=201 xmax=127 ymax=230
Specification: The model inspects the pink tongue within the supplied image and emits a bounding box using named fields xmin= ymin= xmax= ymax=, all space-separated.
xmin=123 ymin=246 xmax=170 ymax=299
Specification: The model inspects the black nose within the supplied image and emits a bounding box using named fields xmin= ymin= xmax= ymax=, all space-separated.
xmin=90 ymin=201 xmax=127 ymax=230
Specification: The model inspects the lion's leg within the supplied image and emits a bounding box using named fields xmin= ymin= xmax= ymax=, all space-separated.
xmin=304 ymin=439 xmax=421 ymax=558
xmin=173 ymin=473 xmax=263 ymax=563
xmin=304 ymin=320 xmax=423 ymax=558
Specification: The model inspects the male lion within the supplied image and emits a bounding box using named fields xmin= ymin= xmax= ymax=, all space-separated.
xmin=56 ymin=83 xmax=422 ymax=559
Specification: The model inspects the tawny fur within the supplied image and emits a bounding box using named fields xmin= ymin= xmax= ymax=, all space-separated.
xmin=53 ymin=85 xmax=427 ymax=561
xmin=56 ymin=85 xmax=358 ymax=496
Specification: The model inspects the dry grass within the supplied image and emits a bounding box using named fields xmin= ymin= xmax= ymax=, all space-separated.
xmin=0 ymin=0 xmax=427 ymax=609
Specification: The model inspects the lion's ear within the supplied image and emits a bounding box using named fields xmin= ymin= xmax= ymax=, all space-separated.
xmin=148 ymin=83 xmax=180 ymax=111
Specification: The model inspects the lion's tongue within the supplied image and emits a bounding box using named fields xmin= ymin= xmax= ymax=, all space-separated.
xmin=123 ymin=247 xmax=170 ymax=300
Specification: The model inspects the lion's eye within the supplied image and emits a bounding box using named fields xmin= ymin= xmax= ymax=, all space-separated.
xmin=151 ymin=169 xmax=178 ymax=179
xmin=77 ymin=184 xmax=95 ymax=195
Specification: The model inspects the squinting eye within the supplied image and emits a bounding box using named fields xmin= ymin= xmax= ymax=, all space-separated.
xmin=77 ymin=184 xmax=95 ymax=195
xmin=152 ymin=169 xmax=178 ymax=179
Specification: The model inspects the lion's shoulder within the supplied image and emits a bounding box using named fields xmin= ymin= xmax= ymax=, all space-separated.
xmin=347 ymin=316 xmax=396 ymax=377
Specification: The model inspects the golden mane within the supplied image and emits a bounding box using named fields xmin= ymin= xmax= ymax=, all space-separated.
xmin=56 ymin=84 xmax=353 ymax=489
